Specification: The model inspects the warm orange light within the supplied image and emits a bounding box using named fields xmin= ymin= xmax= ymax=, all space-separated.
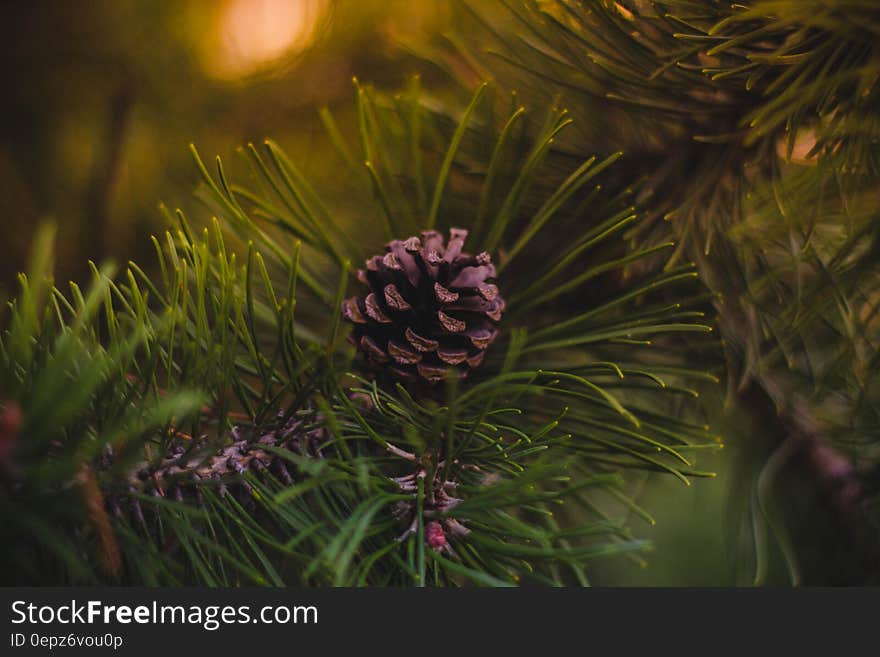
xmin=208 ymin=0 xmax=326 ymax=78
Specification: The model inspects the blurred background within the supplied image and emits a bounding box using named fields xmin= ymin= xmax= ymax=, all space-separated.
xmin=1 ymin=0 xmax=869 ymax=585
xmin=0 ymin=0 xmax=457 ymax=294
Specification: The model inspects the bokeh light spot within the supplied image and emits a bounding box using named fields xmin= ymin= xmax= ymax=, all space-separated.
xmin=208 ymin=0 xmax=326 ymax=79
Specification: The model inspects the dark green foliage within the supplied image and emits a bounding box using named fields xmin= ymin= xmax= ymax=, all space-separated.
xmin=438 ymin=0 xmax=880 ymax=583
xmin=1 ymin=80 xmax=718 ymax=586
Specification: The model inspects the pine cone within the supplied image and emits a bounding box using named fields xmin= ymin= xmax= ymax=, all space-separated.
xmin=342 ymin=228 xmax=504 ymax=384
xmin=104 ymin=413 xmax=326 ymax=519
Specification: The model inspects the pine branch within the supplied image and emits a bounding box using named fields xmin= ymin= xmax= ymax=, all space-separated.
xmin=1 ymin=81 xmax=720 ymax=586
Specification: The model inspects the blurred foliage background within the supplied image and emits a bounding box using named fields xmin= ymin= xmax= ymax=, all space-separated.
xmin=2 ymin=0 xmax=874 ymax=585
xmin=0 ymin=0 xmax=454 ymax=294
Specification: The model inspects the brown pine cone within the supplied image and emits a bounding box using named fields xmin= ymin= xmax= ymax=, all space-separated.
xmin=342 ymin=228 xmax=504 ymax=384
xmin=104 ymin=413 xmax=326 ymax=520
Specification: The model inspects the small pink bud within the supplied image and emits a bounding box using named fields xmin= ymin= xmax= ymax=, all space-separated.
xmin=426 ymin=521 xmax=447 ymax=550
